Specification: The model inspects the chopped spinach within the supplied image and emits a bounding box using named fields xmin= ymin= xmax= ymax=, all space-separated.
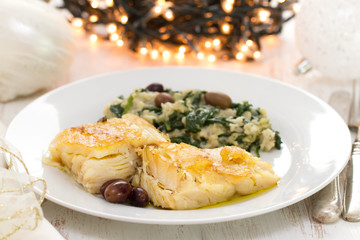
xmin=235 ymin=134 xmax=252 ymax=150
xmin=107 ymin=87 xmax=282 ymax=155
xmin=183 ymin=91 xmax=193 ymax=101
xmin=142 ymin=106 xmax=162 ymax=114
xmin=110 ymin=104 xmax=124 ymax=117
xmin=183 ymin=91 xmax=205 ymax=107
xmin=164 ymin=121 xmax=171 ymax=131
xmin=218 ymin=132 xmax=233 ymax=146
xmin=168 ymin=112 xmax=186 ymax=130
xmin=153 ymin=112 xmax=185 ymax=133
xmin=123 ymin=95 xmax=133 ymax=114
xmin=275 ymin=131 xmax=282 ymax=149
xmin=171 ymin=136 xmax=193 ymax=145
xmin=250 ymin=140 xmax=261 ymax=157
xmin=191 ymin=91 xmax=204 ymax=105
xmin=218 ymin=132 xmax=233 ymax=138
xmin=170 ymin=136 xmax=206 ymax=148
xmin=205 ymin=117 xmax=231 ymax=128
xmin=232 ymin=101 xmax=252 ymax=116
xmin=235 ymin=134 xmax=246 ymax=144
xmin=154 ymin=120 xmax=170 ymax=132
xmin=185 ymin=106 xmax=217 ymax=133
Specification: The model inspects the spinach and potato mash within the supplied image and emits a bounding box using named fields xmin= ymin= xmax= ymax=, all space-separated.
xmin=103 ymin=83 xmax=281 ymax=156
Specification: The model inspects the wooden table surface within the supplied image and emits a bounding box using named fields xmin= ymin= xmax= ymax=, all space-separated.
xmin=1 ymin=20 xmax=359 ymax=240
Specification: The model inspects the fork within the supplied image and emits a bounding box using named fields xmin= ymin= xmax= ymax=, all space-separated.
xmin=312 ymin=91 xmax=350 ymax=223
xmin=342 ymin=79 xmax=360 ymax=221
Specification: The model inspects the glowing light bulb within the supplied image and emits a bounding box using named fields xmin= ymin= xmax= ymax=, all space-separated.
xmin=241 ymin=45 xmax=248 ymax=52
xmin=197 ymin=52 xmax=204 ymax=60
xmin=278 ymin=0 xmax=285 ymax=3
xmin=159 ymin=27 xmax=167 ymax=33
xmin=90 ymin=34 xmax=98 ymax=42
xmin=164 ymin=10 xmax=174 ymax=21
xmin=208 ymin=54 xmax=216 ymax=62
xmin=72 ymin=18 xmax=83 ymax=28
xmin=177 ymin=52 xmax=185 ymax=60
xmin=205 ymin=41 xmax=212 ymax=48
xmin=91 ymin=0 xmax=99 ymax=8
xmin=253 ymin=51 xmax=261 ymax=59
xmin=179 ymin=46 xmax=186 ymax=53
xmin=140 ymin=47 xmax=148 ymax=55
xmin=105 ymin=0 xmax=114 ymax=7
xmin=120 ymin=16 xmax=128 ymax=24
xmin=223 ymin=3 xmax=233 ymax=13
xmin=293 ymin=3 xmax=301 ymax=13
xmin=154 ymin=6 xmax=162 ymax=14
xmin=107 ymin=23 xmax=117 ymax=33
xmin=151 ymin=50 xmax=159 ymax=59
xmin=89 ymin=15 xmax=99 ymax=22
xmin=110 ymin=33 xmax=119 ymax=41
xmin=259 ymin=10 xmax=271 ymax=22
xmin=213 ymin=38 xmax=221 ymax=47
xmin=204 ymin=12 xmax=213 ymax=18
xmin=162 ymin=50 xmax=170 ymax=59
xmin=236 ymin=52 xmax=244 ymax=60
xmin=246 ymin=40 xmax=253 ymax=47
xmin=222 ymin=23 xmax=231 ymax=34
xmin=117 ymin=39 xmax=124 ymax=47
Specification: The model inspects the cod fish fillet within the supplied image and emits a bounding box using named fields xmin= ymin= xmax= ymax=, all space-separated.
xmin=45 ymin=113 xmax=169 ymax=194
xmin=133 ymin=143 xmax=280 ymax=209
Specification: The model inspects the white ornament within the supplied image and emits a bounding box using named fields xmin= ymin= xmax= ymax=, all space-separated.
xmin=0 ymin=0 xmax=76 ymax=102
xmin=295 ymin=0 xmax=360 ymax=81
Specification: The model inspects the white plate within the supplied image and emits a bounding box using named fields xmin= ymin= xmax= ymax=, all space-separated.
xmin=6 ymin=67 xmax=351 ymax=225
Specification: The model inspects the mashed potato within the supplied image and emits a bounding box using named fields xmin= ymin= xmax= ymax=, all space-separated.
xmin=103 ymin=87 xmax=281 ymax=155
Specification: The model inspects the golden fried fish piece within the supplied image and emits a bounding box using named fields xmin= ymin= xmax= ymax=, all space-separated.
xmin=133 ymin=143 xmax=280 ymax=210
xmin=46 ymin=113 xmax=169 ymax=193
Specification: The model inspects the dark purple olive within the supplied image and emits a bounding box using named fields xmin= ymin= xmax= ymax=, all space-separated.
xmin=129 ymin=187 xmax=149 ymax=207
xmin=146 ymin=83 xmax=164 ymax=92
xmin=100 ymin=179 xmax=121 ymax=197
xmin=204 ymin=92 xmax=232 ymax=109
xmin=104 ymin=179 xmax=132 ymax=203
xmin=155 ymin=92 xmax=174 ymax=107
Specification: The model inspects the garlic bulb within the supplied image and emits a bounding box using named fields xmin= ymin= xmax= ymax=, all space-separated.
xmin=295 ymin=0 xmax=360 ymax=81
xmin=0 ymin=0 xmax=76 ymax=102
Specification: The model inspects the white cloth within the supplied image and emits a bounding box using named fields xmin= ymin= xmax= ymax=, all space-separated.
xmin=0 ymin=168 xmax=64 ymax=240
xmin=4 ymin=218 xmax=65 ymax=240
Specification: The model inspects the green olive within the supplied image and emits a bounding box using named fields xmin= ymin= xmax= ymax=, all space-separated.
xmin=204 ymin=92 xmax=232 ymax=109
xmin=155 ymin=92 xmax=174 ymax=107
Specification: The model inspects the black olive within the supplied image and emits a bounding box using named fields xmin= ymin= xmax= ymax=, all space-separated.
xmin=129 ymin=187 xmax=149 ymax=207
xmin=146 ymin=83 xmax=164 ymax=92
xmin=100 ymin=179 xmax=120 ymax=197
xmin=104 ymin=179 xmax=132 ymax=203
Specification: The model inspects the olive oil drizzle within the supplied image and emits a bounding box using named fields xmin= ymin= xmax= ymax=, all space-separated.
xmin=198 ymin=184 xmax=277 ymax=210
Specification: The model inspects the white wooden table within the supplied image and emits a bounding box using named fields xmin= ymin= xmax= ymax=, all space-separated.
xmin=1 ymin=20 xmax=359 ymax=240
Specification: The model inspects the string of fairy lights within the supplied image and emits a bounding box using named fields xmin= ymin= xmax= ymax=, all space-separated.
xmin=61 ymin=0 xmax=298 ymax=62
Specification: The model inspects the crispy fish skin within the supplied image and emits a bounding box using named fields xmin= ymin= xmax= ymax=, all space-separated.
xmin=46 ymin=114 xmax=169 ymax=194
xmin=133 ymin=143 xmax=280 ymax=210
